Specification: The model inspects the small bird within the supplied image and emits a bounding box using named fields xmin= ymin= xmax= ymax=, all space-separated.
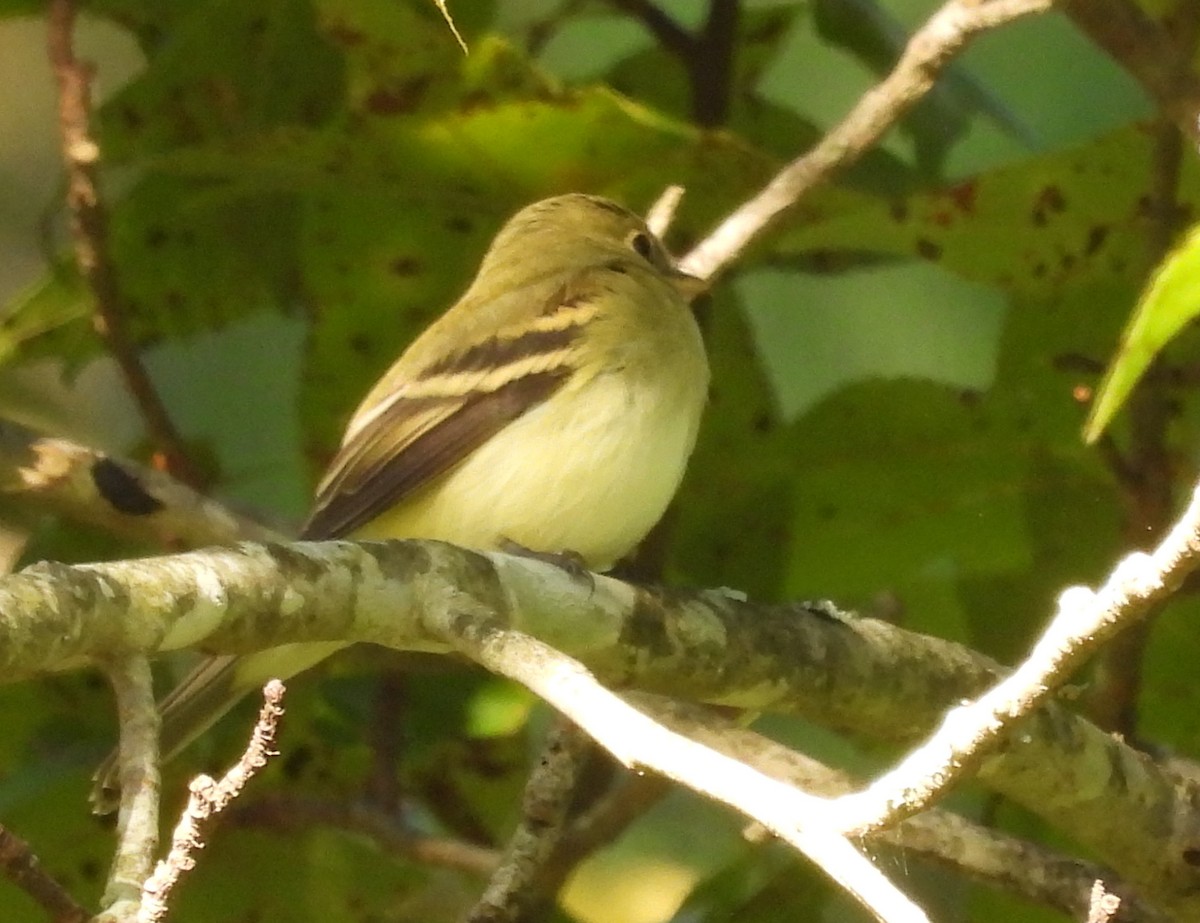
xmin=93 ymin=193 xmax=709 ymax=808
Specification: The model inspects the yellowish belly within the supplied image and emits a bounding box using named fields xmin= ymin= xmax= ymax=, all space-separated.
xmin=354 ymin=368 xmax=705 ymax=571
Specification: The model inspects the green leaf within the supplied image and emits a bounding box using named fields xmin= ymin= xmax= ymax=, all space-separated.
xmin=99 ymin=0 xmax=344 ymax=160
xmin=0 ymin=267 xmax=90 ymax=368
xmin=1083 ymin=222 xmax=1200 ymax=443
xmin=772 ymin=124 xmax=1183 ymax=298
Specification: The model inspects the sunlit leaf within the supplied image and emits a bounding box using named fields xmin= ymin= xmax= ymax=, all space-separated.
xmin=1082 ymin=221 xmax=1200 ymax=443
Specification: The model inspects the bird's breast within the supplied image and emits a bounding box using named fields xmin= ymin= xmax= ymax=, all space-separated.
xmin=355 ymin=347 xmax=707 ymax=571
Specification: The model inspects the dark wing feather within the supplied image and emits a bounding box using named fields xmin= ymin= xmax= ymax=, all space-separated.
xmin=301 ymin=369 xmax=570 ymax=540
xmin=301 ymin=268 xmax=605 ymax=540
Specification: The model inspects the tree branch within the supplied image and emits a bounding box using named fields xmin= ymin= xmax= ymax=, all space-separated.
xmin=135 ymin=681 xmax=285 ymax=923
xmin=227 ymin=795 xmax=499 ymax=876
xmin=680 ymin=0 xmax=1056 ymax=282
xmin=464 ymin=719 xmax=595 ymax=923
xmin=642 ymin=696 xmax=1163 ymax=922
xmin=832 ymin=481 xmax=1200 ymax=835
xmin=1062 ymin=0 xmax=1200 ymax=142
xmin=0 ymin=418 xmax=282 ymax=548
xmin=0 ymin=824 xmax=88 ymax=923
xmin=436 ymin=620 xmax=930 ymax=923
xmin=45 ymin=0 xmax=204 ymax=489
xmin=97 ymin=657 xmax=160 ymax=922
xmin=3 ymin=536 xmax=1200 ymax=912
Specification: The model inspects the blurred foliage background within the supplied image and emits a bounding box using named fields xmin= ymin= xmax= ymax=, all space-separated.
xmin=0 ymin=0 xmax=1191 ymax=920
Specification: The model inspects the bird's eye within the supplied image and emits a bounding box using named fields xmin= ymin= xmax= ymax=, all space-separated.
xmin=629 ymin=232 xmax=655 ymax=261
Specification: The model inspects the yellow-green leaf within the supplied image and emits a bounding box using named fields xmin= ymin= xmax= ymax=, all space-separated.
xmin=1083 ymin=222 xmax=1200 ymax=442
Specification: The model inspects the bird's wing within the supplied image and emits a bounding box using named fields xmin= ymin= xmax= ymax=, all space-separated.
xmin=300 ymin=272 xmax=603 ymax=540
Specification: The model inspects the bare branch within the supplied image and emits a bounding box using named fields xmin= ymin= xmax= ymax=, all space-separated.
xmin=680 ymin=0 xmax=1055 ymax=282
xmin=0 ymin=824 xmax=88 ymax=923
xmin=228 ymin=795 xmax=498 ymax=876
xmin=98 ymin=657 xmax=160 ymax=922
xmin=137 ymin=681 xmax=286 ymax=923
xmin=638 ymin=697 xmax=1162 ymax=922
xmin=833 ymin=480 xmax=1200 ymax=835
xmin=433 ymin=617 xmax=930 ymax=923
xmin=645 ymin=186 xmax=686 ymax=239
xmin=0 ymin=419 xmax=283 ymax=548
xmin=464 ymin=719 xmax=594 ymax=923
xmin=45 ymin=0 xmax=204 ymax=489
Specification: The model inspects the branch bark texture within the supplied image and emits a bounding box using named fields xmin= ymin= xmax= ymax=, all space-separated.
xmin=2 ymin=539 xmax=1200 ymax=914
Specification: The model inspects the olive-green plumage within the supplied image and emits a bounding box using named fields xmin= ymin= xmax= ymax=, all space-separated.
xmin=93 ymin=194 xmax=709 ymax=810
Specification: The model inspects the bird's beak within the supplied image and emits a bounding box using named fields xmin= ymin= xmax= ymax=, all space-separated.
xmin=669 ymin=268 xmax=708 ymax=300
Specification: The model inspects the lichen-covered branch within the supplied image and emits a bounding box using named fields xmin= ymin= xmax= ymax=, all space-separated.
xmin=0 ymin=539 xmax=1198 ymax=914
xmin=0 ymin=418 xmax=282 ymax=549
xmin=98 ymin=656 xmax=160 ymax=921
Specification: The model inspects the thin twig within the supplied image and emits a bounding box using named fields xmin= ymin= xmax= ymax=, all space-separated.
xmin=464 ymin=719 xmax=594 ymax=923
xmin=549 ymin=774 xmax=672 ymax=887
xmin=0 ymin=824 xmax=88 ymax=923
xmin=45 ymin=0 xmax=204 ymax=489
xmin=605 ymin=0 xmax=692 ymax=57
xmin=137 ymin=680 xmax=286 ymax=923
xmin=228 ymin=794 xmax=499 ymax=876
xmin=680 ymin=0 xmax=1056 ymax=282
xmin=98 ymin=657 xmax=160 ymax=921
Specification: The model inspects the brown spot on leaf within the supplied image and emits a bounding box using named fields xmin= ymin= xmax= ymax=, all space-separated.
xmin=947 ymin=180 xmax=978 ymax=214
xmin=1032 ymin=185 xmax=1066 ymax=226
xmin=325 ymin=22 xmax=366 ymax=46
xmin=365 ymin=77 xmax=431 ymax=115
xmin=391 ymin=256 xmax=422 ymax=276
xmin=915 ymin=238 xmax=942 ymax=260
xmin=1085 ymin=225 xmax=1109 ymax=256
